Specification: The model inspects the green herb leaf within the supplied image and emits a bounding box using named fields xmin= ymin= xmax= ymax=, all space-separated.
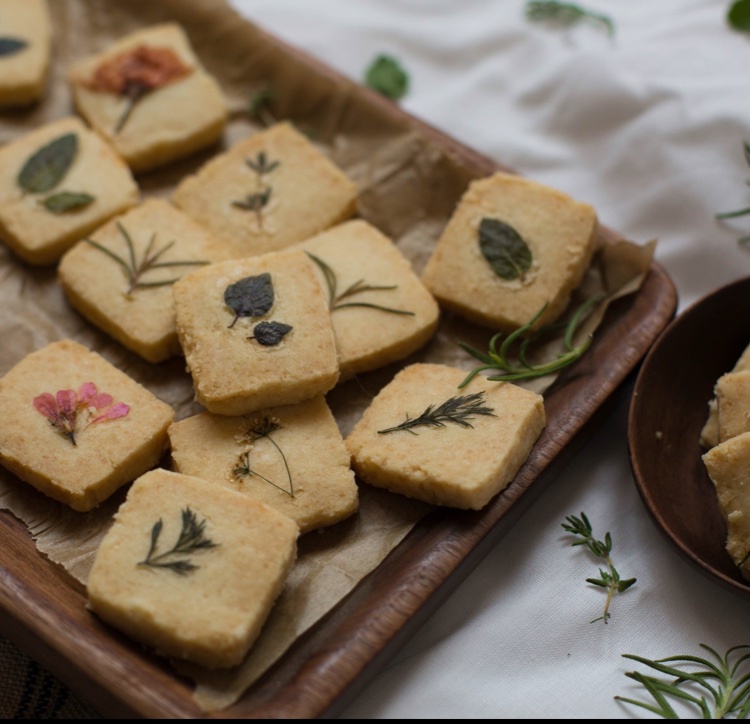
xmin=525 ymin=1 xmax=615 ymax=38
xmin=248 ymin=88 xmax=278 ymax=127
xmin=478 ymin=217 xmax=533 ymax=281
xmin=225 ymin=273 xmax=274 ymax=328
xmin=18 ymin=133 xmax=78 ymax=194
xmin=364 ymin=54 xmax=409 ymax=101
xmin=233 ymin=416 xmax=295 ymax=497
xmin=40 ymin=191 xmax=95 ymax=214
xmin=0 ymin=37 xmax=28 ymax=57
xmin=246 ymin=151 xmax=280 ymax=175
xmin=729 ymin=0 xmax=750 ymax=31
xmin=250 ymin=320 xmax=292 ymax=346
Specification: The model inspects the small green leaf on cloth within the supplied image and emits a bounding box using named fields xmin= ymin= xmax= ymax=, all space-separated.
xmin=225 ymin=273 xmax=275 ymax=328
xmin=729 ymin=0 xmax=750 ymax=31
xmin=478 ymin=217 xmax=533 ymax=280
xmin=0 ymin=37 xmax=28 ymax=57
xmin=18 ymin=133 xmax=78 ymax=194
xmin=41 ymin=192 xmax=95 ymax=214
xmin=364 ymin=54 xmax=409 ymax=101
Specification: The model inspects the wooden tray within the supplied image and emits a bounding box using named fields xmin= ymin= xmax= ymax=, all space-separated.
xmin=0 ymin=3 xmax=678 ymax=719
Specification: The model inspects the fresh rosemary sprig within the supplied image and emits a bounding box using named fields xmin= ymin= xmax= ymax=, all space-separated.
xmin=377 ymin=391 xmax=496 ymax=435
xmin=562 ymin=512 xmax=636 ymax=624
xmin=525 ymin=1 xmax=615 ymax=38
xmin=306 ymin=251 xmax=415 ymax=317
xmin=84 ymin=221 xmax=208 ymax=296
xmin=233 ymin=416 xmax=294 ymax=497
xmin=716 ymin=141 xmax=750 ymax=246
xmin=615 ymin=644 xmax=750 ymax=718
xmin=457 ymin=293 xmax=604 ymax=389
xmin=139 ymin=508 xmax=218 ymax=576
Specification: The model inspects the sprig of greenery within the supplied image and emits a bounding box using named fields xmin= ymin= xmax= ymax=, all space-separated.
xmin=729 ymin=0 xmax=750 ymax=32
xmin=457 ymin=293 xmax=604 ymax=389
xmin=248 ymin=88 xmax=278 ymax=127
xmin=525 ymin=1 xmax=615 ymax=38
xmin=562 ymin=512 xmax=635 ymax=624
xmin=716 ymin=141 xmax=750 ymax=246
xmin=233 ymin=417 xmax=294 ymax=497
xmin=615 ymin=644 xmax=750 ymax=718
xmin=364 ymin=54 xmax=409 ymax=101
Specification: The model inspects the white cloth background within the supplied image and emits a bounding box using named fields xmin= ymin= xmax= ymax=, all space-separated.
xmin=227 ymin=1 xmax=750 ymax=719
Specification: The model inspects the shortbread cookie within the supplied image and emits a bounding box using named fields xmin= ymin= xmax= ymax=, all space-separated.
xmin=421 ymin=172 xmax=598 ymax=331
xmin=345 ymin=363 xmax=546 ymax=510
xmin=0 ymin=0 xmax=51 ymax=107
xmin=68 ymin=23 xmax=228 ymax=173
xmin=0 ymin=339 xmax=174 ymax=511
xmin=173 ymin=248 xmax=339 ymax=416
xmin=172 ymin=121 xmax=358 ymax=258
xmin=87 ymin=468 xmax=298 ymax=669
xmin=168 ymin=395 xmax=358 ymax=534
xmin=0 ymin=116 xmax=139 ymax=265
xmin=703 ymin=431 xmax=750 ymax=581
xmin=58 ymin=198 xmax=227 ymax=363
xmin=299 ymin=220 xmax=439 ymax=380
xmin=715 ymin=370 xmax=750 ymax=444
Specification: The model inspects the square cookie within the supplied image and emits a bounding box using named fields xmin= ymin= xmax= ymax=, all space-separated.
xmin=0 ymin=339 xmax=174 ymax=512
xmin=172 ymin=121 xmax=358 ymax=258
xmin=345 ymin=363 xmax=546 ymax=510
xmin=58 ymin=198 xmax=228 ymax=363
xmin=0 ymin=116 xmax=139 ymax=265
xmin=299 ymin=219 xmax=440 ymax=381
xmin=172 ymin=248 xmax=340 ymax=416
xmin=0 ymin=0 xmax=52 ymax=107
xmin=68 ymin=22 xmax=228 ymax=174
xmin=87 ymin=468 xmax=299 ymax=669
xmin=168 ymin=395 xmax=358 ymax=534
xmin=421 ymin=172 xmax=598 ymax=332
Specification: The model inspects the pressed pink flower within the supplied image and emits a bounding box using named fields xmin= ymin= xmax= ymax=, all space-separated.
xmin=33 ymin=382 xmax=130 ymax=446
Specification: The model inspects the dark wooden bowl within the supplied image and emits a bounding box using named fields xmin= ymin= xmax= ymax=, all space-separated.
xmin=628 ymin=275 xmax=750 ymax=596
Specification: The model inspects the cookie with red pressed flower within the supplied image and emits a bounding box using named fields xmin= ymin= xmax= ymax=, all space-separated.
xmin=0 ymin=339 xmax=174 ymax=511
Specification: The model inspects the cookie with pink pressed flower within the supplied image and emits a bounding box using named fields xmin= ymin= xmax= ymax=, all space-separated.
xmin=0 ymin=339 xmax=174 ymax=511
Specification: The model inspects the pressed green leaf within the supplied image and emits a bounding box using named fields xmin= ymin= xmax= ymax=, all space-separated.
xmin=365 ymin=54 xmax=409 ymax=101
xmin=225 ymin=273 xmax=274 ymax=328
xmin=478 ymin=217 xmax=533 ymax=280
xmin=41 ymin=191 xmax=95 ymax=214
xmin=0 ymin=37 xmax=28 ymax=57
xmin=18 ymin=133 xmax=78 ymax=193
xmin=729 ymin=0 xmax=750 ymax=31
xmin=250 ymin=320 xmax=292 ymax=346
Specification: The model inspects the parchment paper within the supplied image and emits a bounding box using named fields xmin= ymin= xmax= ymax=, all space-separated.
xmin=0 ymin=0 xmax=654 ymax=712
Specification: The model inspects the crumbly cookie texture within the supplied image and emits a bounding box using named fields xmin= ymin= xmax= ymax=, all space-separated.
xmin=168 ymin=395 xmax=358 ymax=534
xmin=298 ymin=219 xmax=440 ymax=381
xmin=345 ymin=362 xmax=546 ymax=510
xmin=58 ymin=198 xmax=228 ymax=363
xmin=703 ymin=431 xmax=750 ymax=582
xmin=715 ymin=370 xmax=750 ymax=444
xmin=172 ymin=248 xmax=339 ymax=416
xmin=172 ymin=121 xmax=358 ymax=259
xmin=0 ymin=339 xmax=174 ymax=512
xmin=68 ymin=22 xmax=228 ymax=174
xmin=87 ymin=468 xmax=299 ymax=669
xmin=0 ymin=0 xmax=52 ymax=107
xmin=0 ymin=116 xmax=139 ymax=266
xmin=421 ymin=171 xmax=599 ymax=332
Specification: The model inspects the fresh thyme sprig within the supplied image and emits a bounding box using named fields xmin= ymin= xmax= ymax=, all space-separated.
xmin=377 ymin=391 xmax=496 ymax=435
xmin=615 ymin=644 xmax=750 ymax=718
xmin=716 ymin=141 xmax=750 ymax=246
xmin=562 ymin=512 xmax=636 ymax=624
xmin=233 ymin=416 xmax=294 ymax=497
xmin=232 ymin=151 xmax=280 ymax=229
xmin=139 ymin=508 xmax=218 ymax=576
xmin=85 ymin=221 xmax=208 ymax=296
xmin=457 ymin=293 xmax=604 ymax=389
xmin=306 ymin=251 xmax=415 ymax=316
xmin=525 ymin=1 xmax=615 ymax=38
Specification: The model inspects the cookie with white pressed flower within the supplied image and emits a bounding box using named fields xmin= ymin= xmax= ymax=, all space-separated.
xmin=172 ymin=248 xmax=339 ymax=416
xmin=172 ymin=121 xmax=358 ymax=259
xmin=0 ymin=0 xmax=52 ymax=107
xmin=0 ymin=116 xmax=139 ymax=265
xmin=58 ymin=198 xmax=228 ymax=363
xmin=87 ymin=468 xmax=299 ymax=669
xmin=0 ymin=339 xmax=174 ymax=512
xmin=68 ymin=23 xmax=228 ymax=173
xmin=297 ymin=219 xmax=440 ymax=381
xmin=345 ymin=362 xmax=546 ymax=510
xmin=421 ymin=171 xmax=599 ymax=332
xmin=168 ymin=395 xmax=358 ymax=534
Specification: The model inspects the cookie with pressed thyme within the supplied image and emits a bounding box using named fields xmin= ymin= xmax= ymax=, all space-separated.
xmin=345 ymin=362 xmax=546 ymax=510
xmin=58 ymin=198 xmax=228 ymax=363
xmin=0 ymin=339 xmax=174 ymax=511
xmin=87 ymin=468 xmax=299 ymax=669
xmin=0 ymin=116 xmax=139 ymax=266
xmin=168 ymin=395 xmax=358 ymax=534
xmin=68 ymin=23 xmax=228 ymax=173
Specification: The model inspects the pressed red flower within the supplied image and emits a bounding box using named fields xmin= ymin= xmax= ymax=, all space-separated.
xmin=33 ymin=382 xmax=129 ymax=446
